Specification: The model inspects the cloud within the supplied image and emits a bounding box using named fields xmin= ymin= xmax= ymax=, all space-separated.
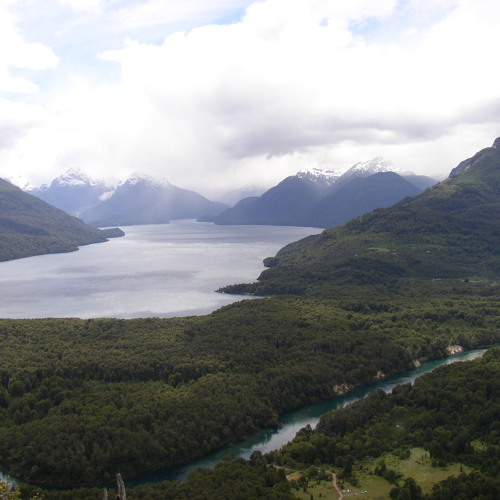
xmin=0 ymin=3 xmax=59 ymax=94
xmin=57 ymin=0 xmax=102 ymax=14
xmin=1 ymin=0 xmax=500 ymax=196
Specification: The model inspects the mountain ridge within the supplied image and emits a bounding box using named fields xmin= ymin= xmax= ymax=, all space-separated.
xmin=80 ymin=175 xmax=228 ymax=227
xmin=219 ymin=139 xmax=500 ymax=297
xmin=28 ymin=168 xmax=113 ymax=216
xmin=209 ymin=159 xmax=436 ymax=228
xmin=0 ymin=178 xmax=122 ymax=262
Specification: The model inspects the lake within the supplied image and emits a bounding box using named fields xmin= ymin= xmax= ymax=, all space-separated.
xmin=0 ymin=220 xmax=322 ymax=319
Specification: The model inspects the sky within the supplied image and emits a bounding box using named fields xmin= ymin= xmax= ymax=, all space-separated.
xmin=1 ymin=0 xmax=499 ymax=198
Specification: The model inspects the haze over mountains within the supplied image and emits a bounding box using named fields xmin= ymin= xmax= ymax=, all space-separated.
xmin=78 ymin=176 xmax=228 ymax=227
xmin=28 ymin=168 xmax=113 ymax=216
xmin=23 ymin=159 xmax=436 ymax=229
xmin=207 ymin=159 xmax=437 ymax=227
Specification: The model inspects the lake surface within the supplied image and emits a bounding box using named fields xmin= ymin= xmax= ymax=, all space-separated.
xmin=0 ymin=220 xmax=322 ymax=319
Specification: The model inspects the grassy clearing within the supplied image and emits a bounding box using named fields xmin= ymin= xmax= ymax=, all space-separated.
xmin=378 ymin=448 xmax=473 ymax=494
xmin=291 ymin=478 xmax=339 ymax=500
xmin=289 ymin=448 xmax=475 ymax=499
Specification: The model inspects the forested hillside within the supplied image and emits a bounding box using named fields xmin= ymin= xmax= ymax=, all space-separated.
xmin=264 ymin=348 xmax=500 ymax=499
xmin=0 ymin=178 xmax=122 ymax=262
xmin=1 ymin=296 xmax=498 ymax=487
xmin=221 ymin=139 xmax=500 ymax=297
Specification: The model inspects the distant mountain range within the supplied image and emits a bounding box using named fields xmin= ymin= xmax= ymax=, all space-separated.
xmin=28 ymin=168 xmax=113 ymax=216
xmin=215 ymin=185 xmax=267 ymax=207
xmin=79 ymin=175 xmax=228 ymax=227
xmin=25 ymin=161 xmax=436 ymax=229
xmin=220 ymin=138 xmax=500 ymax=296
xmin=206 ymin=159 xmax=437 ymax=228
xmin=0 ymin=178 xmax=123 ymax=262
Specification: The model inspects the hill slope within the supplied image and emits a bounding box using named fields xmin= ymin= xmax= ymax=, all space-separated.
xmin=269 ymin=348 xmax=500 ymax=499
xmin=0 ymin=178 xmax=119 ymax=262
xmin=220 ymin=139 xmax=500 ymax=296
xmin=208 ymin=175 xmax=329 ymax=226
xmin=307 ymin=171 xmax=422 ymax=228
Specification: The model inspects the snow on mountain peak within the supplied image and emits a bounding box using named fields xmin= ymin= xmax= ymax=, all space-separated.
xmin=122 ymin=174 xmax=172 ymax=189
xmin=349 ymin=157 xmax=397 ymax=174
xmin=6 ymin=175 xmax=35 ymax=191
xmin=338 ymin=158 xmax=408 ymax=183
xmin=53 ymin=168 xmax=103 ymax=188
xmin=297 ymin=167 xmax=340 ymax=187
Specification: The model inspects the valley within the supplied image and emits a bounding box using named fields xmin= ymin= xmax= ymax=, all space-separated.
xmin=0 ymin=139 xmax=499 ymax=499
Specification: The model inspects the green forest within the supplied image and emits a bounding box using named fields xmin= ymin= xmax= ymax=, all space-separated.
xmin=13 ymin=349 xmax=500 ymax=499
xmin=2 ymin=296 xmax=498 ymax=487
xmin=1 ymin=141 xmax=499 ymax=498
xmin=266 ymin=348 xmax=500 ymax=499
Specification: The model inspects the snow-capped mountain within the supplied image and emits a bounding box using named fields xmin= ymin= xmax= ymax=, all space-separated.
xmin=297 ymin=167 xmax=340 ymax=189
xmin=51 ymin=168 xmax=104 ymax=187
xmin=121 ymin=174 xmax=172 ymax=190
xmin=29 ymin=168 xmax=113 ymax=216
xmin=208 ymin=158 xmax=437 ymax=228
xmin=207 ymin=169 xmax=340 ymax=226
xmin=328 ymin=157 xmax=439 ymax=195
xmin=6 ymin=175 xmax=36 ymax=191
xmin=79 ymin=175 xmax=228 ymax=227
xmin=334 ymin=158 xmax=402 ymax=188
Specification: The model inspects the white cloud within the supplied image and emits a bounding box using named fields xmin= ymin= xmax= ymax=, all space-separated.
xmin=1 ymin=0 xmax=499 ymax=196
xmin=58 ymin=0 xmax=102 ymax=13
xmin=0 ymin=2 xmax=59 ymax=93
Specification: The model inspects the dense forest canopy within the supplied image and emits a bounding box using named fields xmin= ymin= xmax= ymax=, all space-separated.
xmin=1 ymin=140 xmax=500 ymax=499
xmin=265 ymin=348 xmax=500 ymax=500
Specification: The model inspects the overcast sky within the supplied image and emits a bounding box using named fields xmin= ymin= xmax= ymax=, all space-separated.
xmin=1 ymin=0 xmax=499 ymax=197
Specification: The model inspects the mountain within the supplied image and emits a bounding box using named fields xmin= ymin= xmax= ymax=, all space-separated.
xmin=220 ymin=139 xmax=500 ymax=297
xmin=216 ymin=185 xmax=267 ymax=206
xmin=401 ymin=173 xmax=438 ymax=190
xmin=306 ymin=171 xmax=422 ymax=228
xmin=332 ymin=157 xmax=399 ymax=189
xmin=296 ymin=167 xmax=340 ymax=187
xmin=330 ymin=157 xmax=437 ymax=192
xmin=206 ymin=169 xmax=338 ymax=226
xmin=80 ymin=175 xmax=228 ymax=227
xmin=29 ymin=168 xmax=113 ymax=216
xmin=209 ymin=161 xmax=432 ymax=228
xmin=0 ymin=178 xmax=122 ymax=262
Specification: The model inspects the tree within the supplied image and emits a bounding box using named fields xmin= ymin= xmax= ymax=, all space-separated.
xmin=390 ymin=477 xmax=423 ymax=500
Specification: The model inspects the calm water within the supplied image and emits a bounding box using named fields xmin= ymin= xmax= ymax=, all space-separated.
xmin=0 ymin=220 xmax=322 ymax=319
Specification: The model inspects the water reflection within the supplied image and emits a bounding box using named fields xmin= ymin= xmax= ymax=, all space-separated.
xmin=0 ymin=221 xmax=321 ymax=319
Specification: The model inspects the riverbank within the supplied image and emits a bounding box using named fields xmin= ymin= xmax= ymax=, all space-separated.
xmin=1 ymin=292 xmax=498 ymax=489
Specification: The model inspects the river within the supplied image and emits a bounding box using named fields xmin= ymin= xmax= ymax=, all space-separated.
xmin=1 ymin=344 xmax=493 ymax=488
xmin=124 ymin=347 xmax=489 ymax=486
